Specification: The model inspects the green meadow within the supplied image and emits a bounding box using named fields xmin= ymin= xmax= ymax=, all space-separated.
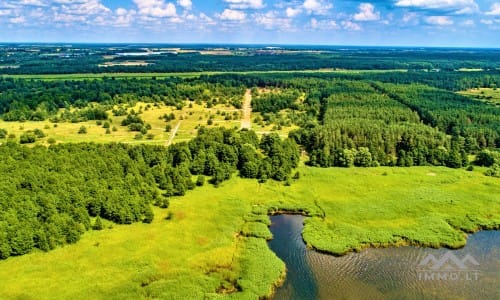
xmin=0 ymin=69 xmax=407 ymax=81
xmin=0 ymin=166 xmax=498 ymax=299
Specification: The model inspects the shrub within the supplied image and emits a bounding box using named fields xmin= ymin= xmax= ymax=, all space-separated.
xmin=20 ymin=132 xmax=36 ymax=144
xmin=33 ymin=128 xmax=45 ymax=138
xmin=78 ymin=126 xmax=87 ymax=134
xmin=196 ymin=175 xmax=205 ymax=186
xmin=0 ymin=129 xmax=7 ymax=139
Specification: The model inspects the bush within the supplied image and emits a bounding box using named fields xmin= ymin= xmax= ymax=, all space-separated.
xmin=0 ymin=129 xmax=7 ymax=139
xmin=33 ymin=128 xmax=46 ymax=138
xmin=92 ymin=217 xmax=103 ymax=230
xmin=47 ymin=137 xmax=56 ymax=145
xmin=20 ymin=132 xmax=36 ymax=144
xmin=78 ymin=126 xmax=87 ymax=134
xmin=196 ymin=175 xmax=205 ymax=186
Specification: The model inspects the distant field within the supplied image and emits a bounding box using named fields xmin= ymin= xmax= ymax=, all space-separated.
xmin=0 ymin=166 xmax=497 ymax=299
xmin=459 ymin=87 xmax=500 ymax=106
xmin=0 ymin=69 xmax=408 ymax=80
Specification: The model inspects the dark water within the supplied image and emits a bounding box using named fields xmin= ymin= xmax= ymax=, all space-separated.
xmin=268 ymin=215 xmax=500 ymax=300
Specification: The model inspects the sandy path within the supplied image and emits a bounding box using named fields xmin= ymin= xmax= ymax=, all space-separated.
xmin=241 ymin=89 xmax=252 ymax=129
xmin=166 ymin=121 xmax=182 ymax=146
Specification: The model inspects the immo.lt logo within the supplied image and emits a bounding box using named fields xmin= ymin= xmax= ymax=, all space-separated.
xmin=417 ymin=251 xmax=480 ymax=281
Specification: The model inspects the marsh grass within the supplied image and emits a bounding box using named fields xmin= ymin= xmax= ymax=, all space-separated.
xmin=0 ymin=166 xmax=498 ymax=299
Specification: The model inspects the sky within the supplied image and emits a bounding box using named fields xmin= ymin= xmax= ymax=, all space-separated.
xmin=0 ymin=0 xmax=499 ymax=47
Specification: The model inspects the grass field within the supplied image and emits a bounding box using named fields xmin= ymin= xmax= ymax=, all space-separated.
xmin=0 ymin=166 xmax=498 ymax=299
xmin=459 ymin=88 xmax=500 ymax=106
xmin=0 ymin=95 xmax=297 ymax=146
xmin=0 ymin=69 xmax=408 ymax=81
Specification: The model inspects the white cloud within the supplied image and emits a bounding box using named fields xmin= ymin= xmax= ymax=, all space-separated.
xmin=0 ymin=9 xmax=12 ymax=16
xmin=10 ymin=16 xmax=26 ymax=23
xmin=342 ymin=20 xmax=361 ymax=30
xmin=286 ymin=7 xmax=302 ymax=18
xmin=402 ymin=12 xmax=419 ymax=24
xmin=303 ymin=0 xmax=332 ymax=15
xmin=254 ymin=11 xmax=292 ymax=29
xmin=353 ymin=3 xmax=380 ymax=21
xmin=310 ymin=17 xmax=339 ymax=30
xmin=395 ymin=0 xmax=478 ymax=14
xmin=485 ymin=3 xmax=500 ymax=16
xmin=177 ymin=0 xmax=192 ymax=10
xmin=18 ymin=0 xmax=46 ymax=6
xmin=133 ymin=0 xmax=177 ymax=18
xmin=480 ymin=19 xmax=493 ymax=24
xmin=461 ymin=19 xmax=474 ymax=26
xmin=219 ymin=9 xmax=246 ymax=21
xmin=425 ymin=16 xmax=453 ymax=25
xmin=224 ymin=0 xmax=265 ymax=10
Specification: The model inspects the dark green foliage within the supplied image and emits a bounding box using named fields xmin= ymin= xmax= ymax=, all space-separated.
xmin=196 ymin=175 xmax=205 ymax=186
xmin=78 ymin=126 xmax=87 ymax=134
xmin=92 ymin=217 xmax=103 ymax=230
xmin=0 ymin=128 xmax=7 ymax=139
xmin=142 ymin=208 xmax=154 ymax=224
xmin=33 ymin=128 xmax=45 ymax=138
xmin=252 ymin=90 xmax=300 ymax=113
xmin=19 ymin=132 xmax=36 ymax=144
xmin=474 ymin=150 xmax=497 ymax=167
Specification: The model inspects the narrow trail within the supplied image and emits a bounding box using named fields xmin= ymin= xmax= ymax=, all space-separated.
xmin=166 ymin=121 xmax=182 ymax=146
xmin=241 ymin=89 xmax=252 ymax=129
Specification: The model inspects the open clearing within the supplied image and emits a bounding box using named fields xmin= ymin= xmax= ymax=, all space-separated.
xmin=459 ymin=87 xmax=500 ymax=106
xmin=0 ymin=166 xmax=498 ymax=299
xmin=0 ymin=99 xmax=294 ymax=146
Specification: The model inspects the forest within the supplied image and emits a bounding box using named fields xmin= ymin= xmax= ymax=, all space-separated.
xmin=0 ymin=128 xmax=299 ymax=259
xmin=1 ymin=45 xmax=499 ymax=74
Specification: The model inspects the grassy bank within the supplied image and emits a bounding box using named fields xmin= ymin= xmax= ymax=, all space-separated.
xmin=0 ymin=166 xmax=498 ymax=299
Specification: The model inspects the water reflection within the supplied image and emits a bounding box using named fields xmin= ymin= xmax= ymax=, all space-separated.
xmin=269 ymin=215 xmax=499 ymax=300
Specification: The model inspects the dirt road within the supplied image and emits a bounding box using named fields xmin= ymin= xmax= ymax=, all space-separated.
xmin=166 ymin=121 xmax=182 ymax=146
xmin=241 ymin=89 xmax=252 ymax=129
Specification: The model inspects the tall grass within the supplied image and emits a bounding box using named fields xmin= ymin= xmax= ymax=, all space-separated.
xmin=0 ymin=166 xmax=497 ymax=299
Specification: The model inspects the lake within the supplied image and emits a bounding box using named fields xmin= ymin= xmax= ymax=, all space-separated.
xmin=268 ymin=214 xmax=499 ymax=300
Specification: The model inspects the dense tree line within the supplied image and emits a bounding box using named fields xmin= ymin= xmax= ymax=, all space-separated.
xmin=284 ymin=79 xmax=498 ymax=168
xmin=2 ymin=46 xmax=499 ymax=74
xmin=0 ymin=128 xmax=298 ymax=259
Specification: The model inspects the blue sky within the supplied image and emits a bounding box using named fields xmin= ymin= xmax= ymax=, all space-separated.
xmin=0 ymin=0 xmax=499 ymax=47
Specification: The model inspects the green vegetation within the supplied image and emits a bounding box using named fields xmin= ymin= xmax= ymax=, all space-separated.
xmin=0 ymin=166 xmax=497 ymax=299
xmin=0 ymin=46 xmax=499 ymax=299
xmin=0 ymin=127 xmax=298 ymax=259
xmin=1 ymin=45 xmax=498 ymax=74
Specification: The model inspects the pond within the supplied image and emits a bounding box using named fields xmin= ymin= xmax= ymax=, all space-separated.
xmin=268 ymin=214 xmax=499 ymax=300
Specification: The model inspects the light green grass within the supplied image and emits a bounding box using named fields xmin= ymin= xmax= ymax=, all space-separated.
xmin=1 ymin=69 xmax=408 ymax=81
xmin=0 ymin=101 xmax=292 ymax=146
xmin=0 ymin=166 xmax=498 ymax=299
xmin=458 ymin=88 xmax=500 ymax=106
